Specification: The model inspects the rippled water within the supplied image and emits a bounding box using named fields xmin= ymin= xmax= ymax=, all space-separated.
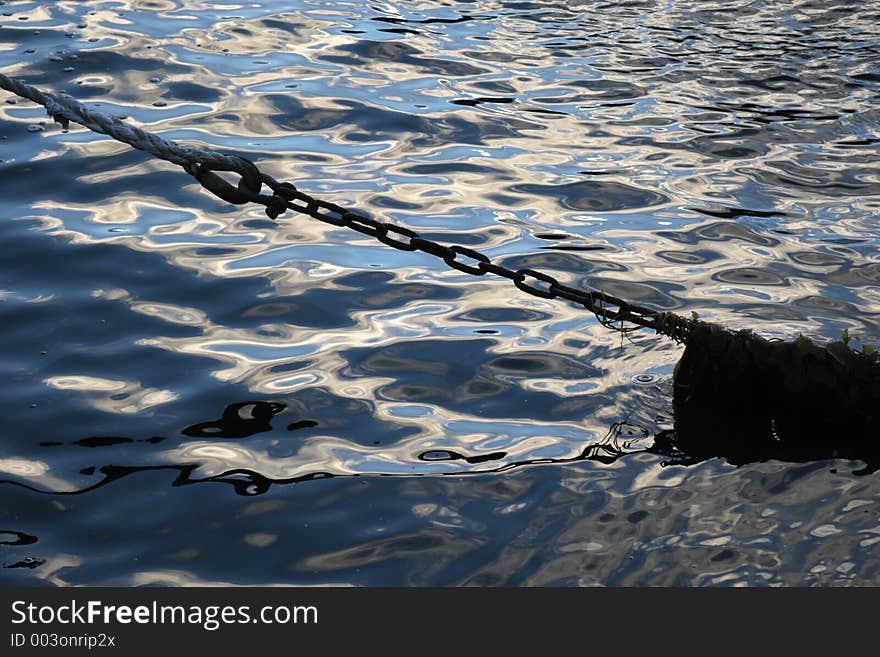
xmin=2 ymin=0 xmax=880 ymax=586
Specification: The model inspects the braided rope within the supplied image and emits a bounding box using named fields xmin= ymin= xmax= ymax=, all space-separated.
xmin=0 ymin=73 xmax=251 ymax=175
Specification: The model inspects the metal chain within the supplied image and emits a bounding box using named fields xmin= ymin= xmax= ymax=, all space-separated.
xmin=252 ymin=177 xmax=667 ymax=337
xmin=1 ymin=74 xmax=692 ymax=342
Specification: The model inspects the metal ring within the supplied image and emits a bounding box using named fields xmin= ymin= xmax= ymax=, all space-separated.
xmin=514 ymin=268 xmax=558 ymax=299
xmin=344 ymin=213 xmax=383 ymax=237
xmin=410 ymin=237 xmax=455 ymax=260
xmin=444 ymin=245 xmax=489 ymax=275
xmin=378 ymin=225 xmax=419 ymax=251
xmin=190 ymin=155 xmax=263 ymax=205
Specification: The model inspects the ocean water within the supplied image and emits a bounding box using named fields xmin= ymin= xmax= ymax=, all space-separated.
xmin=1 ymin=0 xmax=879 ymax=586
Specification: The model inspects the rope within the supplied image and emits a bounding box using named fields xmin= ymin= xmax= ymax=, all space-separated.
xmin=1 ymin=73 xmax=703 ymax=343
xmin=0 ymin=73 xmax=280 ymax=207
xmin=0 ymin=73 xmax=245 ymax=172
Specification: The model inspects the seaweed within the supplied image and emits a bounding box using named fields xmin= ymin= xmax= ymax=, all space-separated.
xmin=652 ymin=322 xmax=880 ymax=473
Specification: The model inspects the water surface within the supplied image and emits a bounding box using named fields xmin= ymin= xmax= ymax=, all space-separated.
xmin=1 ymin=0 xmax=880 ymax=586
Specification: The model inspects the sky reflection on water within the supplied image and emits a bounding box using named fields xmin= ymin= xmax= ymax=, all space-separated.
xmin=1 ymin=0 xmax=880 ymax=586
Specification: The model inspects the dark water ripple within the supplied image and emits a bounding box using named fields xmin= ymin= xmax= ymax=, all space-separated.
xmin=1 ymin=1 xmax=880 ymax=586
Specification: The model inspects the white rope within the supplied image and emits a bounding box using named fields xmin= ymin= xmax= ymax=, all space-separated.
xmin=0 ymin=72 xmax=249 ymax=175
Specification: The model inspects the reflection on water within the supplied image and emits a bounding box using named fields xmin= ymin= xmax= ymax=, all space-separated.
xmin=2 ymin=0 xmax=880 ymax=585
